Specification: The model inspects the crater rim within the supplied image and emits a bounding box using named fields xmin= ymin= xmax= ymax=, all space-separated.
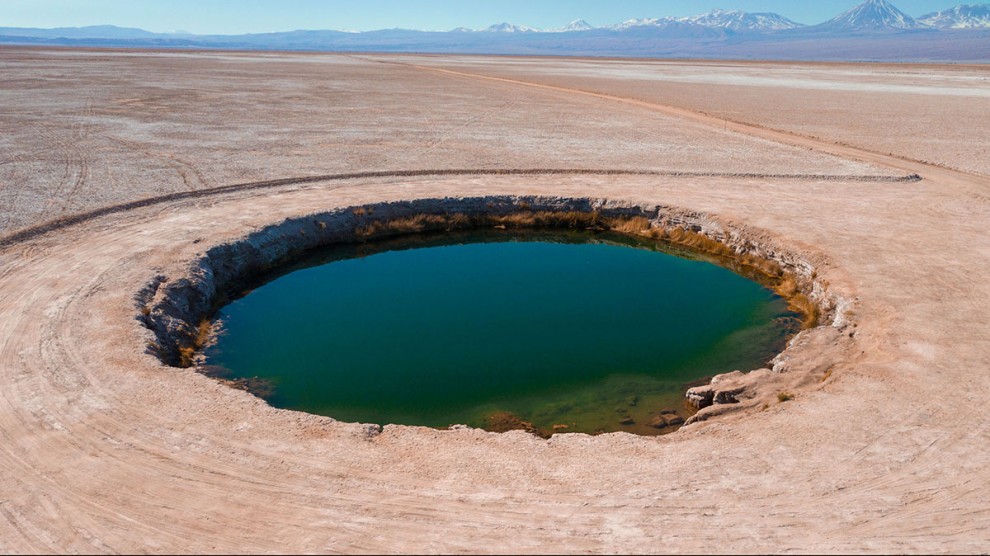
xmin=135 ymin=195 xmax=851 ymax=435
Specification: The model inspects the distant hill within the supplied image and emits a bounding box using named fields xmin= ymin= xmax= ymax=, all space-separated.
xmin=0 ymin=24 xmax=164 ymax=39
xmin=2 ymin=2 xmax=989 ymax=62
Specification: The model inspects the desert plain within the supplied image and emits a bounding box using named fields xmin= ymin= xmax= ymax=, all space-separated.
xmin=1 ymin=47 xmax=989 ymax=553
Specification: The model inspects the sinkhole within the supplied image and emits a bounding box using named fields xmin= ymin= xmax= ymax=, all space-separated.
xmin=198 ymin=227 xmax=802 ymax=437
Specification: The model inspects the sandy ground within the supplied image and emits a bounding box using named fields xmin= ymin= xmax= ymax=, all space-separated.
xmin=1 ymin=49 xmax=989 ymax=553
xmin=0 ymin=48 xmax=894 ymax=236
xmin=387 ymin=55 xmax=990 ymax=177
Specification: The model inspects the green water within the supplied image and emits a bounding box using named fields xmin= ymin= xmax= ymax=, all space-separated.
xmin=203 ymin=230 xmax=800 ymax=436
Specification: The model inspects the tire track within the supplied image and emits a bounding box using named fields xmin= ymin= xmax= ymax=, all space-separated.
xmin=107 ymin=137 xmax=207 ymax=192
xmin=55 ymin=99 xmax=98 ymax=217
xmin=26 ymin=116 xmax=91 ymax=220
xmin=0 ymin=168 xmax=918 ymax=250
xmin=29 ymin=123 xmax=77 ymax=211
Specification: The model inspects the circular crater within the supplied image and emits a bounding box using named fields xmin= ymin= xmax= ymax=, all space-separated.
xmin=137 ymin=195 xmax=840 ymax=436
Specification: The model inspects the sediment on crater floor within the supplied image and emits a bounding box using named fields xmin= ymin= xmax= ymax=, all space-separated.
xmin=135 ymin=195 xmax=853 ymax=427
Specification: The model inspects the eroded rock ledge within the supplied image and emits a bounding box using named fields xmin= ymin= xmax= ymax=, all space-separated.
xmin=135 ymin=195 xmax=853 ymax=427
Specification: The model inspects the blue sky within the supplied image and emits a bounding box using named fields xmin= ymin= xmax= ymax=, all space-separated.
xmin=2 ymin=1 xmax=962 ymax=33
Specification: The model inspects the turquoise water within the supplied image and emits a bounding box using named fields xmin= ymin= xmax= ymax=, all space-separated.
xmin=203 ymin=230 xmax=799 ymax=436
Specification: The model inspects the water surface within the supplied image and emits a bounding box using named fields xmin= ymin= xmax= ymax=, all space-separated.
xmin=204 ymin=230 xmax=799 ymax=436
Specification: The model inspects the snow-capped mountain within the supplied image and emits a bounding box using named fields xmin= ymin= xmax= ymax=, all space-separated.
xmin=607 ymin=17 xmax=677 ymax=30
xmin=606 ymin=9 xmax=801 ymax=32
xmin=684 ymin=9 xmax=804 ymax=31
xmin=918 ymin=4 xmax=990 ymax=28
xmin=603 ymin=18 xmax=729 ymax=38
xmin=481 ymin=22 xmax=540 ymax=33
xmin=549 ymin=19 xmax=594 ymax=33
xmin=817 ymin=0 xmax=924 ymax=31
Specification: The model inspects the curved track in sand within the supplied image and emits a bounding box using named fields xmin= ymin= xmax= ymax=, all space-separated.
xmin=0 ymin=168 xmax=912 ymax=249
xmin=1 ymin=60 xmax=990 ymax=553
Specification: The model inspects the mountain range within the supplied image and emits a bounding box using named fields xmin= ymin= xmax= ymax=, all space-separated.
xmin=919 ymin=3 xmax=990 ymax=27
xmin=1 ymin=0 xmax=989 ymax=62
xmin=473 ymin=0 xmax=990 ymax=33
